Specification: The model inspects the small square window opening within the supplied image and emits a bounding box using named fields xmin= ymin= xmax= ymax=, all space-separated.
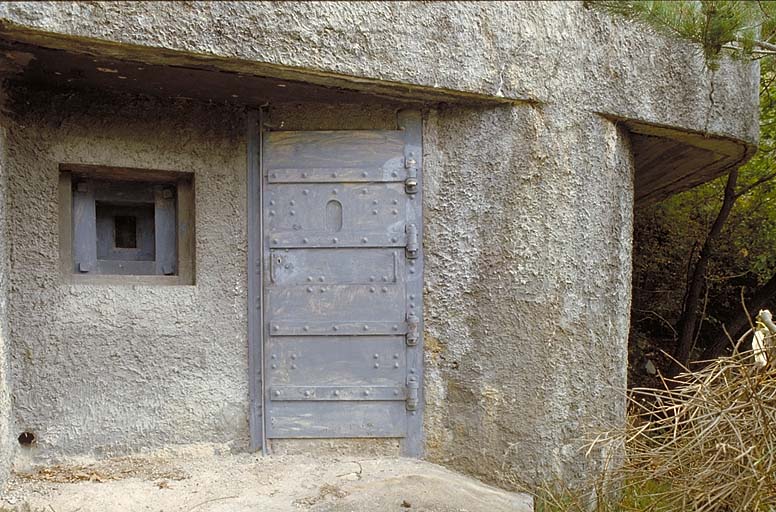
xmin=114 ymin=215 xmax=138 ymax=249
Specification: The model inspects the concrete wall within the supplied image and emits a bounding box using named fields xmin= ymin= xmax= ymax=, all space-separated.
xmin=0 ymin=88 xmax=12 ymax=483
xmin=423 ymin=104 xmax=633 ymax=487
xmin=2 ymin=82 xmax=633 ymax=489
xmin=6 ymin=87 xmax=249 ymax=457
xmin=4 ymin=86 xmax=407 ymax=460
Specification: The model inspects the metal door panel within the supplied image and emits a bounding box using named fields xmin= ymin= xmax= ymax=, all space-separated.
xmin=267 ymin=401 xmax=408 ymax=438
xmin=266 ymin=183 xmax=407 ymax=237
xmin=261 ymin=110 xmax=423 ymax=453
xmin=267 ymin=336 xmax=407 ymax=386
xmin=264 ymin=130 xmax=406 ymax=175
xmin=268 ymin=285 xmax=404 ymax=324
xmin=269 ymin=248 xmax=398 ymax=286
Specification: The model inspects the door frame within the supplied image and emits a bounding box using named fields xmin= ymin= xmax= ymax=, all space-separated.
xmin=246 ymin=107 xmax=424 ymax=456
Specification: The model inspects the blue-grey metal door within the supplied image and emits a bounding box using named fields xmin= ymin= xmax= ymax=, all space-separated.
xmin=261 ymin=110 xmax=423 ymax=456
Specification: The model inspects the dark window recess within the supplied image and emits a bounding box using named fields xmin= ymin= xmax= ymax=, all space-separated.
xmin=114 ymin=215 xmax=138 ymax=249
xmin=72 ymin=178 xmax=177 ymax=276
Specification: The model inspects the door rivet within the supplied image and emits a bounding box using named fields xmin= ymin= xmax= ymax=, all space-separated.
xmin=334 ymin=390 xmax=340 ymax=396
xmin=362 ymin=237 xmax=368 ymax=243
xmin=374 ymin=363 xmax=380 ymax=369
xmin=274 ymin=390 xmax=281 ymax=396
xmin=373 ymin=354 xmax=379 ymax=359
xmin=271 ymin=364 xmax=277 ymax=369
xmin=394 ymin=354 xmax=399 ymax=359
xmin=303 ymin=326 xmax=309 ymax=331
xmin=303 ymin=189 xmax=309 ymax=195
xmin=307 ymin=287 xmax=313 ymax=293
xmin=372 ymin=200 xmax=378 ymax=205
xmin=364 ymin=325 xmax=369 ymax=331
xmin=364 ymin=390 xmax=371 ymax=396
xmin=372 ymin=210 xmax=378 ymax=215
xmin=369 ymin=287 xmax=376 ymax=293
xmin=291 ymin=364 xmax=297 ymax=370
xmin=273 ymin=325 xmax=279 ymax=331
xmin=381 ymin=287 xmax=388 ymax=293
xmin=394 ymin=362 xmax=400 ymax=368
xmin=361 ymin=172 xmax=368 ymax=178
xmin=333 ymin=326 xmax=339 ymax=332
xmin=290 ymin=200 xmax=296 ymax=206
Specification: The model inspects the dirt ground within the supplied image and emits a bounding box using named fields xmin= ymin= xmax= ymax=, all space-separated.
xmin=0 ymin=445 xmax=533 ymax=512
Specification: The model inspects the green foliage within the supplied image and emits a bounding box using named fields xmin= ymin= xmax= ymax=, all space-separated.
xmin=592 ymin=0 xmax=776 ymax=70
xmin=632 ymin=79 xmax=776 ymax=353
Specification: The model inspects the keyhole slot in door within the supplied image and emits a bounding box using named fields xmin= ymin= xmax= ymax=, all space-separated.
xmin=326 ymin=200 xmax=343 ymax=232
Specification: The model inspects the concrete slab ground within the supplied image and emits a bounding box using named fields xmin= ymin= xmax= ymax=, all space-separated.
xmin=0 ymin=447 xmax=533 ymax=512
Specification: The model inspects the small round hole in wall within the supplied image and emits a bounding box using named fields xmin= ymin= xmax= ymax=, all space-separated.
xmin=18 ymin=432 xmax=36 ymax=447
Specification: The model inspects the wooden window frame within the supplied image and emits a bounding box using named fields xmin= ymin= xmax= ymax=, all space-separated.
xmin=59 ymin=164 xmax=195 ymax=286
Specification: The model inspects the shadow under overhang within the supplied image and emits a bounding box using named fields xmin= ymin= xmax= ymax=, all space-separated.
xmin=0 ymin=23 xmax=522 ymax=107
xmin=616 ymin=119 xmax=757 ymax=206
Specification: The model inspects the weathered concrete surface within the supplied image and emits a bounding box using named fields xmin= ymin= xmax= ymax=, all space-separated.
xmin=6 ymin=87 xmax=251 ymax=458
xmin=0 ymin=90 xmax=12 ymax=485
xmin=423 ymin=104 xmax=633 ymax=487
xmin=2 ymin=82 xmax=632 ymax=490
xmin=3 ymin=88 xmax=407 ymax=462
xmin=0 ymin=0 xmax=757 ymax=493
xmin=1 ymin=449 xmax=534 ymax=512
xmin=0 ymin=1 xmax=759 ymax=143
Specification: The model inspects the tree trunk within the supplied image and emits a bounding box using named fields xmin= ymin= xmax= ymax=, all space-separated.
xmin=672 ymin=167 xmax=739 ymax=373
xmin=700 ymin=271 xmax=776 ymax=360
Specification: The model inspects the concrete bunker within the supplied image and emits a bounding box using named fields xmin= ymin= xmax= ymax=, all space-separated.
xmin=0 ymin=1 xmax=759 ymax=492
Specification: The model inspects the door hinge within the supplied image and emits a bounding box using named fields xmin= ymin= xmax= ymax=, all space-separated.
xmin=405 ymin=224 xmax=419 ymax=259
xmin=406 ymin=376 xmax=419 ymax=411
xmin=404 ymin=154 xmax=418 ymax=194
xmin=406 ymin=311 xmax=419 ymax=346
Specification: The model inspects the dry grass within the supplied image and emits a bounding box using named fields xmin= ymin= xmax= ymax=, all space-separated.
xmin=617 ymin=348 xmax=776 ymax=511
xmin=537 ymin=344 xmax=776 ymax=511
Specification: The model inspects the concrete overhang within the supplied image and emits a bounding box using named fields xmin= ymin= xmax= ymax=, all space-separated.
xmin=0 ymin=24 xmax=522 ymax=107
xmin=610 ymin=118 xmax=757 ymax=205
xmin=0 ymin=23 xmax=758 ymax=207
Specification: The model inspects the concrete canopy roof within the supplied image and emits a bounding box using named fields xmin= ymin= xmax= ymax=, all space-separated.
xmin=0 ymin=1 xmax=761 ymax=204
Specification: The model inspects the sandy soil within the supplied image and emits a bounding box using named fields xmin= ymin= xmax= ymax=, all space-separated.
xmin=0 ymin=446 xmax=533 ymax=512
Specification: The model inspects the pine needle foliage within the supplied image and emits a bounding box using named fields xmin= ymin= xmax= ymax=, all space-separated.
xmin=592 ymin=1 xmax=776 ymax=70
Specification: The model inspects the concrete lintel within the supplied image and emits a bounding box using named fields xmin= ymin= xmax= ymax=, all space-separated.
xmin=0 ymin=22 xmax=531 ymax=107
